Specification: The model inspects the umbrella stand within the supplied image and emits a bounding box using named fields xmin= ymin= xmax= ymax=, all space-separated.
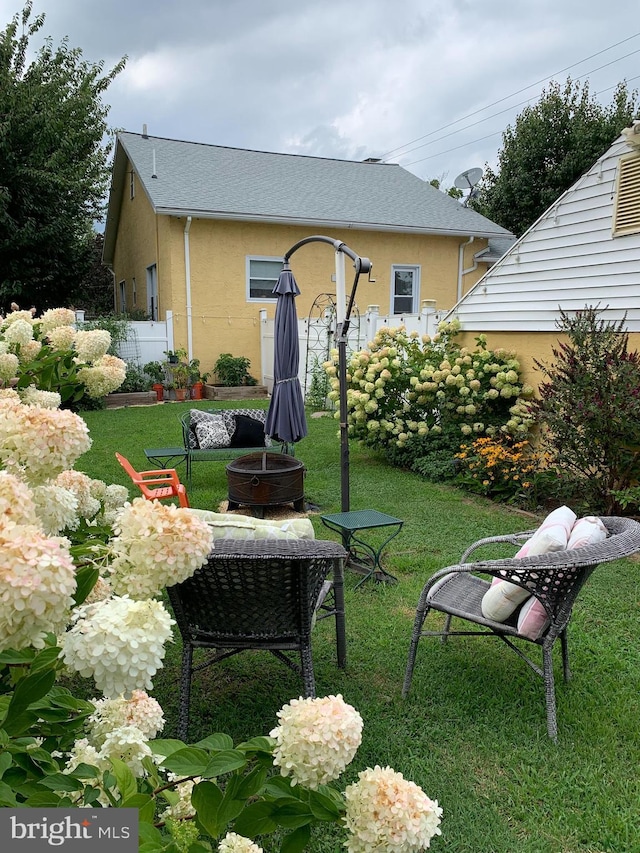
xmin=280 ymin=236 xmax=373 ymax=512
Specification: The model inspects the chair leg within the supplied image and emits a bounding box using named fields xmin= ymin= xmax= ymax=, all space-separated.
xmin=402 ymin=599 xmax=432 ymax=697
xmin=300 ymin=642 xmax=316 ymax=698
xmin=560 ymin=629 xmax=571 ymax=682
xmin=442 ymin=614 xmax=453 ymax=644
xmin=178 ymin=643 xmax=193 ymax=742
xmin=542 ymin=641 xmax=558 ymax=741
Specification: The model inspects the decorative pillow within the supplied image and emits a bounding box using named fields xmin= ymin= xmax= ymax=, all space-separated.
xmin=188 ymin=409 xmax=228 ymax=449
xmin=481 ymin=505 xmax=577 ymax=622
xmin=229 ymin=414 xmax=266 ymax=448
xmin=517 ymin=515 xmax=608 ymax=640
xmin=195 ymin=416 xmax=231 ymax=450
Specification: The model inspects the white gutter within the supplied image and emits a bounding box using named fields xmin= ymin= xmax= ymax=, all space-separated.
xmin=457 ymin=236 xmax=475 ymax=302
xmin=159 ymin=207 xmax=506 ymax=240
xmin=184 ymin=216 xmax=193 ymax=360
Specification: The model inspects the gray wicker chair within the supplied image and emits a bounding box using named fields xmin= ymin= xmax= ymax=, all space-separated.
xmin=402 ymin=516 xmax=640 ymax=740
xmin=166 ymin=538 xmax=348 ymax=740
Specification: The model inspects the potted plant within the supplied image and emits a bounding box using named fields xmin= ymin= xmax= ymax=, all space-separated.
xmin=170 ymin=361 xmax=190 ymax=402
xmin=187 ymin=358 xmax=210 ymax=400
xmin=213 ymin=353 xmax=258 ymax=387
xmin=144 ymin=361 xmax=166 ymax=402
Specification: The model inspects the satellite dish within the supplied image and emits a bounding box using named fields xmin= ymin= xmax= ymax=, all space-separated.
xmin=454 ymin=167 xmax=483 ymax=190
xmin=454 ymin=167 xmax=483 ymax=206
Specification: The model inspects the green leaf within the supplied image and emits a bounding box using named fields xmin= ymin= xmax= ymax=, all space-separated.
xmin=150 ymin=738 xmax=189 ymax=758
xmin=29 ymin=646 xmax=62 ymax=673
xmin=232 ymin=801 xmax=278 ymax=837
xmin=0 ymin=751 xmax=11 ymax=778
xmin=308 ymin=788 xmax=343 ymax=821
xmin=6 ymin=668 xmax=57 ymax=724
xmin=236 ymin=736 xmax=275 ymax=755
xmin=138 ymin=822 xmax=167 ymax=849
xmin=191 ymin=779 xmax=224 ymax=837
xmin=202 ymin=749 xmax=247 ymax=778
xmin=122 ymin=793 xmax=156 ymax=823
xmin=273 ymin=799 xmax=314 ymax=829
xmin=280 ymin=824 xmax=311 ymax=853
xmin=0 ymin=649 xmax=35 ymax=665
xmin=38 ymin=773 xmax=85 ymax=792
xmin=264 ymin=776 xmax=302 ymax=799
xmin=0 ymin=780 xmax=18 ymax=807
xmin=195 ymin=733 xmax=234 ymax=751
xmin=161 ymin=747 xmax=211 ymax=777
xmin=110 ymin=757 xmax=138 ymax=803
xmin=73 ymin=564 xmax=100 ymax=606
xmin=235 ymin=766 xmax=267 ymax=800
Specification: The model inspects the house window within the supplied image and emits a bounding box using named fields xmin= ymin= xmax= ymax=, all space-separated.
xmin=146 ymin=264 xmax=158 ymax=320
xmin=247 ymin=257 xmax=282 ymax=300
xmin=129 ymin=170 xmax=135 ymax=200
xmin=391 ymin=266 xmax=420 ymax=314
xmin=613 ymin=152 xmax=640 ymax=237
xmin=132 ymin=277 xmax=137 ymax=306
xmin=118 ymin=280 xmax=126 ymax=313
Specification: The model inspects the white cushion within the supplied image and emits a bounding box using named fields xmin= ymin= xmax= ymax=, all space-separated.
xmin=188 ymin=509 xmax=314 ymax=540
xmin=481 ymin=506 xmax=577 ymax=622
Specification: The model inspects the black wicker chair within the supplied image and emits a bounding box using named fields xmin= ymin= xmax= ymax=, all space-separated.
xmin=166 ymin=538 xmax=348 ymax=740
xmin=402 ymin=516 xmax=640 ymax=740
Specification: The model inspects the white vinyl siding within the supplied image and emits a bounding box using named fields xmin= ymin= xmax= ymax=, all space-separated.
xmin=448 ymin=137 xmax=640 ymax=333
xmin=247 ymin=257 xmax=281 ymax=301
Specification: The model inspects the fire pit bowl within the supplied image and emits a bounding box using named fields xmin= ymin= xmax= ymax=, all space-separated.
xmin=226 ymin=452 xmax=305 ymax=517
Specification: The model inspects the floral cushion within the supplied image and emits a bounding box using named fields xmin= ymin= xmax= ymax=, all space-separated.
xmin=194 ymin=416 xmax=231 ymax=450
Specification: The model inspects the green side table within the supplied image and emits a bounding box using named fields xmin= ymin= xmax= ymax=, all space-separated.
xmin=320 ymin=509 xmax=403 ymax=588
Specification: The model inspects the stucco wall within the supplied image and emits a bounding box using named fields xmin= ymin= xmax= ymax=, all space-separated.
xmin=163 ymin=217 xmax=489 ymax=378
xmin=111 ymin=161 xmax=158 ymax=315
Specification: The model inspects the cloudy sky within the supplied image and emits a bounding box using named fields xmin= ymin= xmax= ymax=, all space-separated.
xmin=2 ymin=0 xmax=639 ymax=192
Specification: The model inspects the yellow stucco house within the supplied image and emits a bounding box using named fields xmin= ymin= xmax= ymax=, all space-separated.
xmin=103 ymin=131 xmax=513 ymax=379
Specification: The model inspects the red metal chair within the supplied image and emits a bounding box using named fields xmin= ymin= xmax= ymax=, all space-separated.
xmin=115 ymin=453 xmax=190 ymax=508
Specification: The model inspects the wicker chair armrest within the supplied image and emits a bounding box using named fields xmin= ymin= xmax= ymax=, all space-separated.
xmin=208 ymin=538 xmax=347 ymax=561
xmin=460 ymin=530 xmax=535 ymax=563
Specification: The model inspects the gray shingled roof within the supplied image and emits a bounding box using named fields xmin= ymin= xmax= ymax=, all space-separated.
xmin=104 ymin=132 xmax=511 ymax=262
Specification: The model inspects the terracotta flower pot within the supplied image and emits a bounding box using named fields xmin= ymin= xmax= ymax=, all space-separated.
xmin=174 ymin=387 xmax=187 ymax=402
xmin=191 ymin=381 xmax=204 ymax=400
xmin=152 ymin=383 xmax=164 ymax=402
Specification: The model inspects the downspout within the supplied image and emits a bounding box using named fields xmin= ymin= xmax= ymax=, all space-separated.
xmin=183 ymin=216 xmax=193 ymax=360
xmin=457 ymin=235 xmax=475 ymax=302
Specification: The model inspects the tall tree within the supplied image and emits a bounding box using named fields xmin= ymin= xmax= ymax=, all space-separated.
xmin=470 ymin=78 xmax=638 ymax=236
xmin=0 ymin=2 xmax=125 ymax=311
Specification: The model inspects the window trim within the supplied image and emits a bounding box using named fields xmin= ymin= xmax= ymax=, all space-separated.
xmin=390 ymin=264 xmax=421 ymax=315
xmin=129 ymin=170 xmax=135 ymax=200
xmin=246 ymin=255 xmax=283 ymax=302
xmin=118 ymin=280 xmax=126 ymax=313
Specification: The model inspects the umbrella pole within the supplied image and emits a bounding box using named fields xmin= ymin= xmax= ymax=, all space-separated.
xmin=337 ymin=323 xmax=350 ymax=513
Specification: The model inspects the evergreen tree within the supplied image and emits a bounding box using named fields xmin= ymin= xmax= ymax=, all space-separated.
xmin=0 ymin=2 xmax=125 ymax=310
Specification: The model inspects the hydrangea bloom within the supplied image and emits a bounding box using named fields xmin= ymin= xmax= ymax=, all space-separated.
xmin=99 ymin=725 xmax=154 ymax=777
xmin=0 ymin=471 xmax=38 ymax=526
xmin=39 ymin=307 xmax=76 ymax=334
xmin=343 ymin=765 xmax=442 ymax=853
xmin=77 ymin=354 xmax=127 ymax=397
xmin=109 ymin=498 xmax=213 ymax=599
xmin=0 ymin=521 xmax=77 ymax=651
xmin=55 ymin=470 xmax=101 ymax=519
xmin=17 ymin=338 xmax=42 ymax=363
xmin=88 ymin=690 xmax=165 ymax=744
xmin=160 ymin=773 xmax=200 ymax=821
xmin=30 ymin=483 xmax=79 ymax=535
xmin=99 ymin=483 xmax=129 ymax=525
xmin=0 ymin=352 xmax=19 ymax=382
xmin=3 ymin=318 xmax=34 ymax=346
xmin=73 ymin=329 xmax=111 ymax=363
xmin=46 ymin=325 xmax=76 ymax=351
xmin=0 ymin=399 xmax=91 ymax=483
xmin=19 ymin=385 xmax=61 ymax=409
xmin=60 ymin=595 xmax=175 ymax=697
xmin=1 ymin=309 xmax=36 ymax=329
xmin=218 ymin=834 xmax=264 ymax=853
xmin=270 ymin=695 xmax=363 ymax=789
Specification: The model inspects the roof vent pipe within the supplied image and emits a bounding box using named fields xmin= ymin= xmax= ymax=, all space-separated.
xmin=152 ymin=149 xmax=157 ymax=179
xmin=142 ymin=124 xmax=148 ymax=139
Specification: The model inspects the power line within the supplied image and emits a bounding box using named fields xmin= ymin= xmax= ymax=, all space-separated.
xmin=401 ymin=73 xmax=640 ymax=169
xmin=380 ymin=31 xmax=640 ymax=161
xmin=393 ymin=48 xmax=640 ymax=163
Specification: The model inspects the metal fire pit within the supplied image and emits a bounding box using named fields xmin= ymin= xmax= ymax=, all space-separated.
xmin=226 ymin=452 xmax=305 ymax=517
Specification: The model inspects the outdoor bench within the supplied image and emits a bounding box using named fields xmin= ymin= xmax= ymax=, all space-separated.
xmin=179 ymin=407 xmax=292 ymax=482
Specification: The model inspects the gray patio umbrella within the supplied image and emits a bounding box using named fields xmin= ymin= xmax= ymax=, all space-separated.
xmin=264 ymin=263 xmax=308 ymax=446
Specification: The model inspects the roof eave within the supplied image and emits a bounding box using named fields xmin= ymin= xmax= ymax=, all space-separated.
xmin=154 ymin=207 xmax=505 ymax=239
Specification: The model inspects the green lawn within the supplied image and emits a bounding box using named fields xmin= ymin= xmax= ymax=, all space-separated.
xmin=79 ymin=400 xmax=640 ymax=853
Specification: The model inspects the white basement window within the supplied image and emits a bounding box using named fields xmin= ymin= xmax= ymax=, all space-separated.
xmin=246 ymin=257 xmax=282 ymax=300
